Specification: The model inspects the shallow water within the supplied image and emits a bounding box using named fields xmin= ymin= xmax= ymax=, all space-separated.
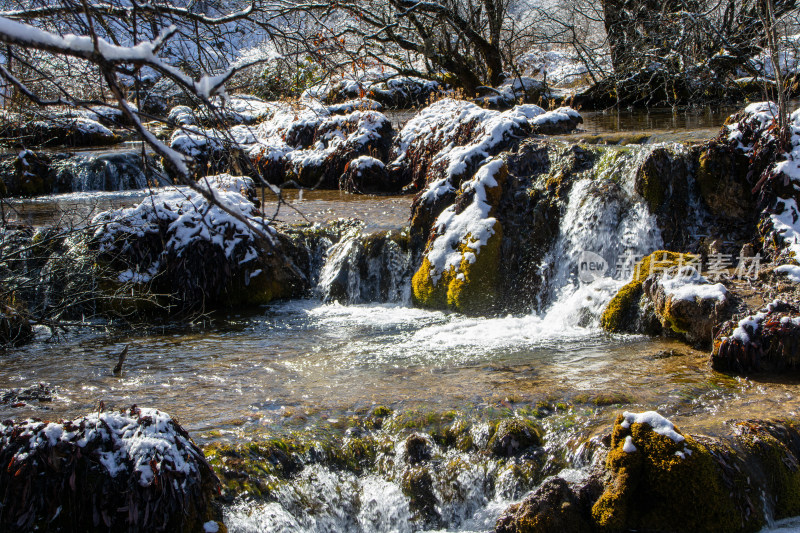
xmin=3 ymin=299 xmax=800 ymax=446
xmin=5 ymin=189 xmax=413 ymax=231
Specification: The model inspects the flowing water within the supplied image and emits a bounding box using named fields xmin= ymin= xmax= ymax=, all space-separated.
xmin=3 ymin=117 xmax=800 ymax=531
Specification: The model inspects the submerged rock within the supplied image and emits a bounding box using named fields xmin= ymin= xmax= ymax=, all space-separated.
xmin=0 ymin=406 xmax=222 ymax=532
xmin=489 ymin=418 xmax=543 ymax=457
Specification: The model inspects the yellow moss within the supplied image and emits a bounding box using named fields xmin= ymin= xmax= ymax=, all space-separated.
xmin=412 ymin=163 xmax=506 ymax=314
xmin=412 ymin=227 xmax=503 ymax=314
xmin=600 ymin=251 xmax=687 ymax=333
xmin=735 ymin=420 xmax=800 ymax=519
xmin=592 ymin=414 xmax=749 ymax=533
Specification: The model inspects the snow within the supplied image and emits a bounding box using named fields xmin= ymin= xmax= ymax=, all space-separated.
xmin=93 ymin=173 xmax=270 ymax=279
xmin=769 ymin=198 xmax=800 ymax=259
xmin=621 ymin=411 xmax=685 ymax=443
xmin=425 ymin=158 xmax=504 ymax=284
xmin=622 ymin=435 xmax=637 ymax=453
xmin=777 ymin=264 xmax=800 ymax=282
xmin=1 ymin=407 xmax=204 ymax=487
xmin=659 ymin=266 xmax=728 ymax=302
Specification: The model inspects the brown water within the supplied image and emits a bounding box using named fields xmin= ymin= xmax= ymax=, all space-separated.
xmin=5 ymin=189 xmax=413 ymax=231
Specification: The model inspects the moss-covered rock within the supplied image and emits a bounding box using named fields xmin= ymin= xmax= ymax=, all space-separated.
xmin=496 ymin=477 xmax=593 ymax=533
xmin=642 ymin=265 xmax=734 ymax=347
xmin=488 ymin=418 xmax=543 ymax=457
xmin=205 ymin=437 xmax=307 ymax=501
xmin=412 ymin=160 xmax=507 ymax=314
xmin=601 ymin=251 xmax=685 ymax=333
xmin=591 ymin=412 xmax=752 ymax=533
xmin=694 ymin=142 xmax=754 ymax=220
xmin=496 ymin=412 xmax=800 ymax=533
xmin=402 ymin=467 xmax=440 ymax=526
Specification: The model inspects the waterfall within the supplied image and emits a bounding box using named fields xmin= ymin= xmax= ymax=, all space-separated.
xmin=311 ymin=144 xmax=680 ymax=321
xmin=54 ymin=150 xmax=168 ymax=192
xmin=537 ymin=146 xmax=664 ymax=326
xmin=316 ymin=229 xmax=414 ymax=305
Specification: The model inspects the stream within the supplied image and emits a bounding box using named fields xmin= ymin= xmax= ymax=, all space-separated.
xmin=2 ymin=106 xmax=799 ymax=532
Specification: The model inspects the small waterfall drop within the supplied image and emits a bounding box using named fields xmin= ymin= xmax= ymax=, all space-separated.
xmin=54 ymin=150 xmax=168 ymax=192
xmin=316 ymin=228 xmax=414 ymax=305
xmin=537 ymin=146 xmax=664 ymax=326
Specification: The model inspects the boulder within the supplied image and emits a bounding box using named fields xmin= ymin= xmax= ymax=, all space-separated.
xmin=0 ymin=112 xmax=119 ymax=148
xmin=91 ymin=174 xmax=307 ymax=313
xmin=496 ymin=412 xmax=800 ymax=533
xmin=250 ymin=107 xmax=394 ymax=190
xmin=601 ymin=251 xmax=686 ymax=334
xmin=495 ymin=477 xmax=593 ymax=533
xmin=643 ymin=265 xmax=733 ymax=347
xmin=0 ymin=301 xmax=33 ymax=347
xmin=339 ymin=156 xmax=398 ymax=194
xmin=712 ymin=301 xmax=800 ymax=373
xmin=411 ymin=159 xmax=506 ymax=314
xmin=590 ymin=411 xmax=761 ymax=533
xmin=0 ymin=150 xmax=57 ymax=197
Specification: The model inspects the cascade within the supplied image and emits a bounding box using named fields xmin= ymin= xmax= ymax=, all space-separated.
xmin=54 ymin=150 xmax=168 ymax=192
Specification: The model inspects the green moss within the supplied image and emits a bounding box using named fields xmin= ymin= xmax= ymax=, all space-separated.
xmin=372 ymin=405 xmax=392 ymax=417
xmin=412 ymin=225 xmax=503 ymax=314
xmin=601 ymin=251 xmax=687 ymax=333
xmin=326 ymin=435 xmax=378 ymax=474
xmin=636 ymin=157 xmax=666 ymax=212
xmin=204 ymin=437 xmax=308 ymax=500
xmin=591 ymin=415 xmax=754 ymax=533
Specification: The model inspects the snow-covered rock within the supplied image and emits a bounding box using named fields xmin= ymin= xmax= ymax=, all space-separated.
xmin=0 ymin=112 xmax=119 ymax=148
xmin=92 ymin=174 xmax=307 ymax=310
xmin=713 ymin=300 xmax=800 ymax=373
xmin=0 ymin=406 xmax=222 ymax=531
xmin=643 ymin=265 xmax=732 ymax=346
xmin=411 ymin=158 xmax=507 ymax=313
xmin=339 ymin=155 xmax=396 ymax=194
